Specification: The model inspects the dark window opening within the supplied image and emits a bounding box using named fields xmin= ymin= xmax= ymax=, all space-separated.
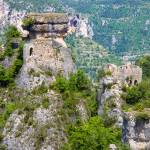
xmin=134 ymin=80 xmax=138 ymax=85
xmin=30 ymin=48 xmax=33 ymax=56
xmin=129 ymin=80 xmax=132 ymax=86
xmin=12 ymin=42 xmax=19 ymax=49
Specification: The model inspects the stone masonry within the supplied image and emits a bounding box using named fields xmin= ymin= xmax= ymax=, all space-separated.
xmin=17 ymin=13 xmax=76 ymax=89
xmin=104 ymin=63 xmax=142 ymax=86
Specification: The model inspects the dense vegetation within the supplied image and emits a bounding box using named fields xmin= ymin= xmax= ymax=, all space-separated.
xmin=63 ymin=117 xmax=128 ymax=150
xmin=136 ymin=56 xmax=150 ymax=79
xmin=122 ymin=56 xmax=150 ymax=120
xmin=5 ymin=0 xmax=63 ymax=12
xmin=65 ymin=34 xmax=121 ymax=79
xmin=61 ymin=0 xmax=150 ymax=56
xmin=0 ymin=26 xmax=23 ymax=87
xmin=5 ymin=0 xmax=150 ymax=57
xmin=52 ymin=70 xmax=97 ymax=116
xmin=51 ymin=70 xmax=128 ymax=150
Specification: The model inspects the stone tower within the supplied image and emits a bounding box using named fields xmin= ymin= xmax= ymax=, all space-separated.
xmin=17 ymin=13 xmax=76 ymax=89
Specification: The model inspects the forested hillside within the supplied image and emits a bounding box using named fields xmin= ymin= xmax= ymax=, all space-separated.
xmin=61 ymin=0 xmax=150 ymax=55
xmin=5 ymin=0 xmax=150 ymax=56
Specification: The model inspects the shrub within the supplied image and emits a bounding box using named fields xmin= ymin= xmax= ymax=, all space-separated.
xmin=124 ymin=87 xmax=142 ymax=104
xmin=35 ymin=125 xmax=48 ymax=149
xmin=42 ymin=97 xmax=50 ymax=109
xmin=4 ymin=26 xmax=20 ymax=41
xmin=52 ymin=76 xmax=69 ymax=93
xmin=133 ymin=103 xmax=144 ymax=111
xmin=63 ymin=117 xmax=127 ymax=150
xmin=136 ymin=112 xmax=149 ymax=121
xmin=74 ymin=70 xmax=91 ymax=91
xmin=97 ymin=69 xmax=112 ymax=80
xmin=22 ymin=17 xmax=35 ymax=27
xmin=32 ymin=83 xmax=48 ymax=95
xmin=136 ymin=56 xmax=150 ymax=79
xmin=103 ymin=114 xmax=117 ymax=127
xmin=45 ymin=70 xmax=53 ymax=77
xmin=0 ymin=27 xmax=23 ymax=87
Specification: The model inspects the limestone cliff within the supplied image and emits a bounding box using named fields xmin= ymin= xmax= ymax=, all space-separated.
xmin=2 ymin=89 xmax=67 ymax=150
xmin=123 ymin=111 xmax=150 ymax=150
xmin=97 ymin=63 xmax=150 ymax=150
xmin=17 ymin=13 xmax=76 ymax=89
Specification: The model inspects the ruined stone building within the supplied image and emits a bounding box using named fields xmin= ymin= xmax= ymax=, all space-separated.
xmin=17 ymin=13 xmax=76 ymax=89
xmin=104 ymin=63 xmax=142 ymax=86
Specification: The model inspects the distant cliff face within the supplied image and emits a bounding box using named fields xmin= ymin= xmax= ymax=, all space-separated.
xmin=0 ymin=0 xmax=26 ymax=34
xmin=123 ymin=112 xmax=150 ymax=150
xmin=17 ymin=13 xmax=76 ymax=89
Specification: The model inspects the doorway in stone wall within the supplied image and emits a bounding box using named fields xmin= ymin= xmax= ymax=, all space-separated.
xmin=30 ymin=47 xmax=33 ymax=56
xmin=134 ymin=80 xmax=138 ymax=85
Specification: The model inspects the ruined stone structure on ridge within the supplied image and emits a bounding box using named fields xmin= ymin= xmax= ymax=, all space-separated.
xmin=17 ymin=13 xmax=75 ymax=89
xmin=104 ymin=63 xmax=142 ymax=86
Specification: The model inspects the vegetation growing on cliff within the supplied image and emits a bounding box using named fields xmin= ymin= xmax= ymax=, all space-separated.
xmin=136 ymin=55 xmax=150 ymax=79
xmin=122 ymin=56 xmax=150 ymax=116
xmin=63 ymin=117 xmax=129 ymax=150
xmin=52 ymin=70 xmax=97 ymax=116
xmin=0 ymin=26 xmax=23 ymax=87
xmin=22 ymin=17 xmax=35 ymax=27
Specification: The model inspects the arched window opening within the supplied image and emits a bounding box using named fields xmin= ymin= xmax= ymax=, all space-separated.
xmin=129 ymin=80 xmax=132 ymax=86
xmin=134 ymin=80 xmax=138 ymax=85
xmin=30 ymin=47 xmax=33 ymax=56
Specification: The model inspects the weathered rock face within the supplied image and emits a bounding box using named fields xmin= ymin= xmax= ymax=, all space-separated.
xmin=97 ymin=63 xmax=150 ymax=150
xmin=97 ymin=76 xmax=123 ymax=127
xmin=23 ymin=13 xmax=69 ymax=38
xmin=3 ymin=90 xmax=67 ymax=150
xmin=123 ymin=112 xmax=150 ymax=150
xmin=69 ymin=15 xmax=94 ymax=39
xmin=17 ymin=13 xmax=76 ymax=89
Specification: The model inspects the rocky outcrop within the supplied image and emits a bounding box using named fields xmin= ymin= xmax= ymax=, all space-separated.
xmin=69 ymin=15 xmax=94 ymax=39
xmin=3 ymin=90 xmax=67 ymax=150
xmin=0 ymin=0 xmax=9 ymax=31
xmin=97 ymin=76 xmax=123 ymax=127
xmin=23 ymin=13 xmax=69 ymax=38
xmin=123 ymin=112 xmax=150 ymax=150
xmin=17 ymin=13 xmax=76 ymax=89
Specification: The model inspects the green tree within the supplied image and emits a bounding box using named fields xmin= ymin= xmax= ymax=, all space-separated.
xmin=4 ymin=26 xmax=20 ymax=41
xmin=64 ymin=117 xmax=128 ymax=150
xmin=136 ymin=56 xmax=150 ymax=79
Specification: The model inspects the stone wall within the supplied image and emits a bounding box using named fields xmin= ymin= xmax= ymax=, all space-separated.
xmin=104 ymin=63 xmax=142 ymax=86
xmin=17 ymin=13 xmax=76 ymax=89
